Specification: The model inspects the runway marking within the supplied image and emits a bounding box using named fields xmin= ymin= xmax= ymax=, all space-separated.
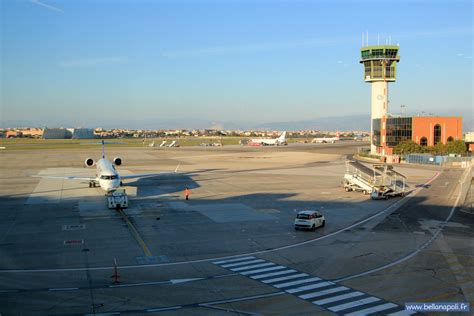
xmin=300 ymin=286 xmax=349 ymax=300
xmin=213 ymin=257 xmax=415 ymax=315
xmin=435 ymin=232 xmax=474 ymax=303
xmin=62 ymin=224 xmax=85 ymax=231
xmin=63 ymin=239 xmax=84 ymax=246
xmin=221 ymin=259 xmax=264 ymax=268
xmin=117 ymin=208 xmax=153 ymax=257
xmin=146 ymin=306 xmax=182 ymax=312
xmin=251 ymin=269 xmax=298 ymax=280
xmin=230 ymin=262 xmax=274 ymax=271
xmin=287 ymin=281 xmax=334 ymax=293
xmin=313 ymin=291 xmax=365 ymax=305
xmin=48 ymin=287 xmax=79 ymax=291
xmin=273 ymin=276 xmax=322 ymax=288
xmin=240 ymin=265 xmax=286 ymax=275
xmin=333 ymin=167 xmax=467 ymax=283
xmin=213 ymin=256 xmax=255 ymax=265
xmin=261 ymin=273 xmax=308 ymax=284
xmin=345 ymin=302 xmax=398 ymax=315
xmin=0 ymin=171 xmax=442 ymax=274
xmin=328 ymin=296 xmax=380 ymax=312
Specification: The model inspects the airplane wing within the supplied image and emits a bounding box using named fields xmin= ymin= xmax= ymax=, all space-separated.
xmin=120 ymin=172 xmax=175 ymax=180
xmin=32 ymin=175 xmax=97 ymax=181
xmin=120 ymin=164 xmax=180 ymax=180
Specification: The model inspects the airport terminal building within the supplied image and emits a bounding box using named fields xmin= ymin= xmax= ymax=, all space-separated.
xmin=372 ymin=115 xmax=462 ymax=155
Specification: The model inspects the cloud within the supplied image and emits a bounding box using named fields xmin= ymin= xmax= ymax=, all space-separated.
xmin=30 ymin=0 xmax=64 ymax=13
xmin=58 ymin=57 xmax=128 ymax=68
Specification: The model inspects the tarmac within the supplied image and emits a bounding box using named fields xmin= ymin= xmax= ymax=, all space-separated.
xmin=0 ymin=141 xmax=472 ymax=315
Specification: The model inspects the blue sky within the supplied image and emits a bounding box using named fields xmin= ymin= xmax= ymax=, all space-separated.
xmin=1 ymin=0 xmax=472 ymax=128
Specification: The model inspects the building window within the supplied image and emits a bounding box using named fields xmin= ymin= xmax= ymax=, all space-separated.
xmin=434 ymin=124 xmax=442 ymax=145
xmin=372 ymin=119 xmax=381 ymax=147
xmin=420 ymin=137 xmax=428 ymax=146
xmin=447 ymin=136 xmax=454 ymax=142
xmin=385 ymin=117 xmax=412 ymax=147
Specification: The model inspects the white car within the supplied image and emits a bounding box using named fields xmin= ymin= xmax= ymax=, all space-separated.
xmin=294 ymin=210 xmax=325 ymax=231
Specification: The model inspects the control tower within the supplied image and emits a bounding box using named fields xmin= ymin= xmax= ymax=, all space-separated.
xmin=360 ymin=45 xmax=400 ymax=154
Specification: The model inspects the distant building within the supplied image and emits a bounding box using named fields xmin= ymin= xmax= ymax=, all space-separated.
xmin=43 ymin=128 xmax=72 ymax=139
xmin=70 ymin=128 xmax=95 ymax=139
xmin=372 ymin=116 xmax=463 ymax=155
xmin=21 ymin=128 xmax=44 ymax=138
xmin=465 ymin=131 xmax=474 ymax=152
xmin=6 ymin=130 xmax=20 ymax=138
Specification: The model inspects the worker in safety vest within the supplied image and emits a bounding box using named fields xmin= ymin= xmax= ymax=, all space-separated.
xmin=184 ymin=186 xmax=190 ymax=200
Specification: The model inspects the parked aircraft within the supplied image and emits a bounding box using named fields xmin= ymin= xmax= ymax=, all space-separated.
xmin=34 ymin=141 xmax=179 ymax=193
xmin=312 ymin=136 xmax=340 ymax=143
xmin=248 ymin=131 xmax=287 ymax=146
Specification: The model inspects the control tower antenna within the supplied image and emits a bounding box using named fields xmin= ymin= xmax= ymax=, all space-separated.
xmin=360 ymin=41 xmax=400 ymax=155
xmin=400 ymin=104 xmax=406 ymax=115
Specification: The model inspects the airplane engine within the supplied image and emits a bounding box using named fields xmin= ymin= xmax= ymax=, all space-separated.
xmin=113 ymin=157 xmax=122 ymax=166
xmin=85 ymin=158 xmax=94 ymax=167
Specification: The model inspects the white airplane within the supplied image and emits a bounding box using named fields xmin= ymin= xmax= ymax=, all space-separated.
xmin=35 ymin=141 xmax=179 ymax=193
xmin=312 ymin=136 xmax=340 ymax=143
xmin=248 ymin=131 xmax=287 ymax=146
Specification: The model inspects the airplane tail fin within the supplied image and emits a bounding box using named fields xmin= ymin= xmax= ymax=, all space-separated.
xmin=278 ymin=131 xmax=287 ymax=142
xmin=101 ymin=140 xmax=105 ymax=158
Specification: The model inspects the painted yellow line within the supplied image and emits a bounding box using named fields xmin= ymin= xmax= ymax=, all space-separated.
xmin=118 ymin=208 xmax=153 ymax=257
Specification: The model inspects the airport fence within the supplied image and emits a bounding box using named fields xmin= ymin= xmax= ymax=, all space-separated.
xmin=405 ymin=154 xmax=473 ymax=168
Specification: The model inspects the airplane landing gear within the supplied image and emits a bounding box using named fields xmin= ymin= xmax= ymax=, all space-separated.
xmin=89 ymin=181 xmax=96 ymax=188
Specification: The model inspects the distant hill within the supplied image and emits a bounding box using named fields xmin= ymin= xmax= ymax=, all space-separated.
xmin=2 ymin=114 xmax=471 ymax=132
xmin=254 ymin=115 xmax=370 ymax=131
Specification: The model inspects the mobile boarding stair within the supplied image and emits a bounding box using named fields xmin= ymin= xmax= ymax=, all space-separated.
xmin=344 ymin=160 xmax=378 ymax=194
xmin=370 ymin=165 xmax=407 ymax=200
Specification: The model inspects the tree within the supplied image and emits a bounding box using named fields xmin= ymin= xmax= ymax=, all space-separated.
xmin=445 ymin=140 xmax=467 ymax=155
xmin=393 ymin=140 xmax=422 ymax=155
xmin=433 ymin=142 xmax=447 ymax=155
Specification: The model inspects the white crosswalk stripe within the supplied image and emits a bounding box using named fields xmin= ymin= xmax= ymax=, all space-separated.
xmin=221 ymin=259 xmax=264 ymax=268
xmin=251 ymin=269 xmax=297 ymax=280
xmin=329 ymin=296 xmax=380 ymax=312
xmin=240 ymin=265 xmax=286 ymax=275
xmin=213 ymin=257 xmax=414 ymax=315
xmin=345 ymin=302 xmax=398 ymax=316
xmin=313 ymin=291 xmax=365 ymax=305
xmin=230 ymin=262 xmax=275 ymax=272
xmin=213 ymin=256 xmax=255 ymax=265
xmin=286 ymin=281 xmax=334 ymax=294
xmin=262 ymin=273 xmax=308 ymax=284
xmin=273 ymin=277 xmax=322 ymax=289
xmin=299 ymin=286 xmax=348 ymax=300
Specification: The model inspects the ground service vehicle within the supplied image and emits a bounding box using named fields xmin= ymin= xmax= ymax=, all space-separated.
xmin=107 ymin=189 xmax=129 ymax=209
xmin=294 ymin=210 xmax=325 ymax=231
